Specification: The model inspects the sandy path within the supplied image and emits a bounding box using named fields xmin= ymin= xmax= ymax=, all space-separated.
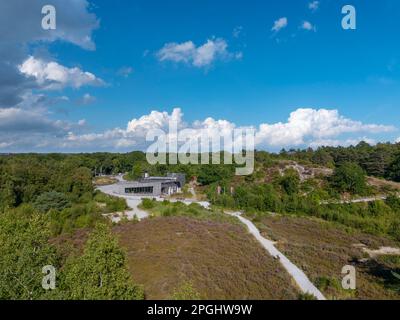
xmin=320 ymin=196 xmax=388 ymax=205
xmin=227 ymin=212 xmax=326 ymax=300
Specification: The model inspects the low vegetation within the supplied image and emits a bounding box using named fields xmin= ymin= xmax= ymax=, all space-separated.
xmin=247 ymin=214 xmax=400 ymax=300
xmin=114 ymin=216 xmax=300 ymax=299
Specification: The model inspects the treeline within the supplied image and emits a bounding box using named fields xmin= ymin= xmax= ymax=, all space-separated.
xmin=278 ymin=141 xmax=400 ymax=181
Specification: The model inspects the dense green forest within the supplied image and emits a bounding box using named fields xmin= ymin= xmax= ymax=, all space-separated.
xmin=1 ymin=141 xmax=400 ymax=299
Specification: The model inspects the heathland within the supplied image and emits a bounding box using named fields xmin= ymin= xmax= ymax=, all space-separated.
xmin=1 ymin=142 xmax=400 ymax=299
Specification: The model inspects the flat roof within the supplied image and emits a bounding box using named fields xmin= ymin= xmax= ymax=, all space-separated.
xmin=119 ymin=179 xmax=178 ymax=187
xmin=119 ymin=181 xmax=162 ymax=187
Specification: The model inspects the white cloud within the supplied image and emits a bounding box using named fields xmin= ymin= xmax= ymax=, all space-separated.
xmin=309 ymin=1 xmax=320 ymax=12
xmin=272 ymin=17 xmax=288 ymax=32
xmin=19 ymin=56 xmax=104 ymax=90
xmin=301 ymin=21 xmax=316 ymax=32
xmin=157 ymin=38 xmax=242 ymax=68
xmin=255 ymin=108 xmax=394 ymax=147
xmin=0 ymin=107 xmax=396 ymax=152
xmin=127 ymin=108 xmax=185 ymax=136
xmin=0 ymin=0 xmax=100 ymax=109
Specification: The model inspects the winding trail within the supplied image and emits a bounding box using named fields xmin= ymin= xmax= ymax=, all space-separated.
xmin=227 ymin=212 xmax=326 ymax=300
xmin=97 ymin=175 xmax=325 ymax=300
xmin=320 ymin=195 xmax=388 ymax=205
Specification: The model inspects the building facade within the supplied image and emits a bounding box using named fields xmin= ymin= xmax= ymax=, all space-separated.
xmin=117 ymin=173 xmax=186 ymax=197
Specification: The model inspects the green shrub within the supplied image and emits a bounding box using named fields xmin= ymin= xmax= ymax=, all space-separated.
xmin=330 ymin=162 xmax=367 ymax=195
xmin=142 ymin=198 xmax=156 ymax=209
xmin=34 ymin=191 xmax=71 ymax=213
xmin=280 ymin=170 xmax=300 ymax=195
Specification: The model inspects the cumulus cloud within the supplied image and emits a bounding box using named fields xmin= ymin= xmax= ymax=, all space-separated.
xmin=127 ymin=108 xmax=184 ymax=135
xmin=157 ymin=38 xmax=242 ymax=68
xmin=309 ymin=1 xmax=320 ymax=12
xmin=271 ymin=17 xmax=288 ymax=32
xmin=19 ymin=56 xmax=104 ymax=90
xmin=255 ymin=108 xmax=394 ymax=147
xmin=301 ymin=21 xmax=316 ymax=32
xmin=1 ymin=107 xmax=393 ymax=153
xmin=0 ymin=0 xmax=99 ymax=109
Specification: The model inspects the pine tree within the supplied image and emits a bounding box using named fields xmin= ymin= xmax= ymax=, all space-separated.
xmin=0 ymin=208 xmax=58 ymax=300
xmin=60 ymin=223 xmax=144 ymax=300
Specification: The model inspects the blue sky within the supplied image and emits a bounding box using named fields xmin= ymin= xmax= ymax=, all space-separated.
xmin=1 ymin=0 xmax=400 ymax=152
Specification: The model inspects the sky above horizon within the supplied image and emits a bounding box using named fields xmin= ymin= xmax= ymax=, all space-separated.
xmin=1 ymin=0 xmax=400 ymax=153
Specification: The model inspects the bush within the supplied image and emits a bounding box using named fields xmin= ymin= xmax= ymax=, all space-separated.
xmin=141 ymin=198 xmax=156 ymax=210
xmin=280 ymin=171 xmax=300 ymax=195
xmin=34 ymin=191 xmax=71 ymax=213
xmin=330 ymin=162 xmax=367 ymax=195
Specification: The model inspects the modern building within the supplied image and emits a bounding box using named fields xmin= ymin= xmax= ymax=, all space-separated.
xmin=117 ymin=173 xmax=186 ymax=197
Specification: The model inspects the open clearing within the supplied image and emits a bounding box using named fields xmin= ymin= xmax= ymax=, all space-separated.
xmin=251 ymin=214 xmax=400 ymax=300
xmin=114 ymin=216 xmax=300 ymax=300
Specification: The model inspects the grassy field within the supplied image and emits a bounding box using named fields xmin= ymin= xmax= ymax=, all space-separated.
xmin=114 ymin=216 xmax=301 ymax=300
xmin=248 ymin=214 xmax=400 ymax=300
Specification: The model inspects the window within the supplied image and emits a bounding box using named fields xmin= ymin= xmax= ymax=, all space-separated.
xmin=125 ymin=186 xmax=154 ymax=194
